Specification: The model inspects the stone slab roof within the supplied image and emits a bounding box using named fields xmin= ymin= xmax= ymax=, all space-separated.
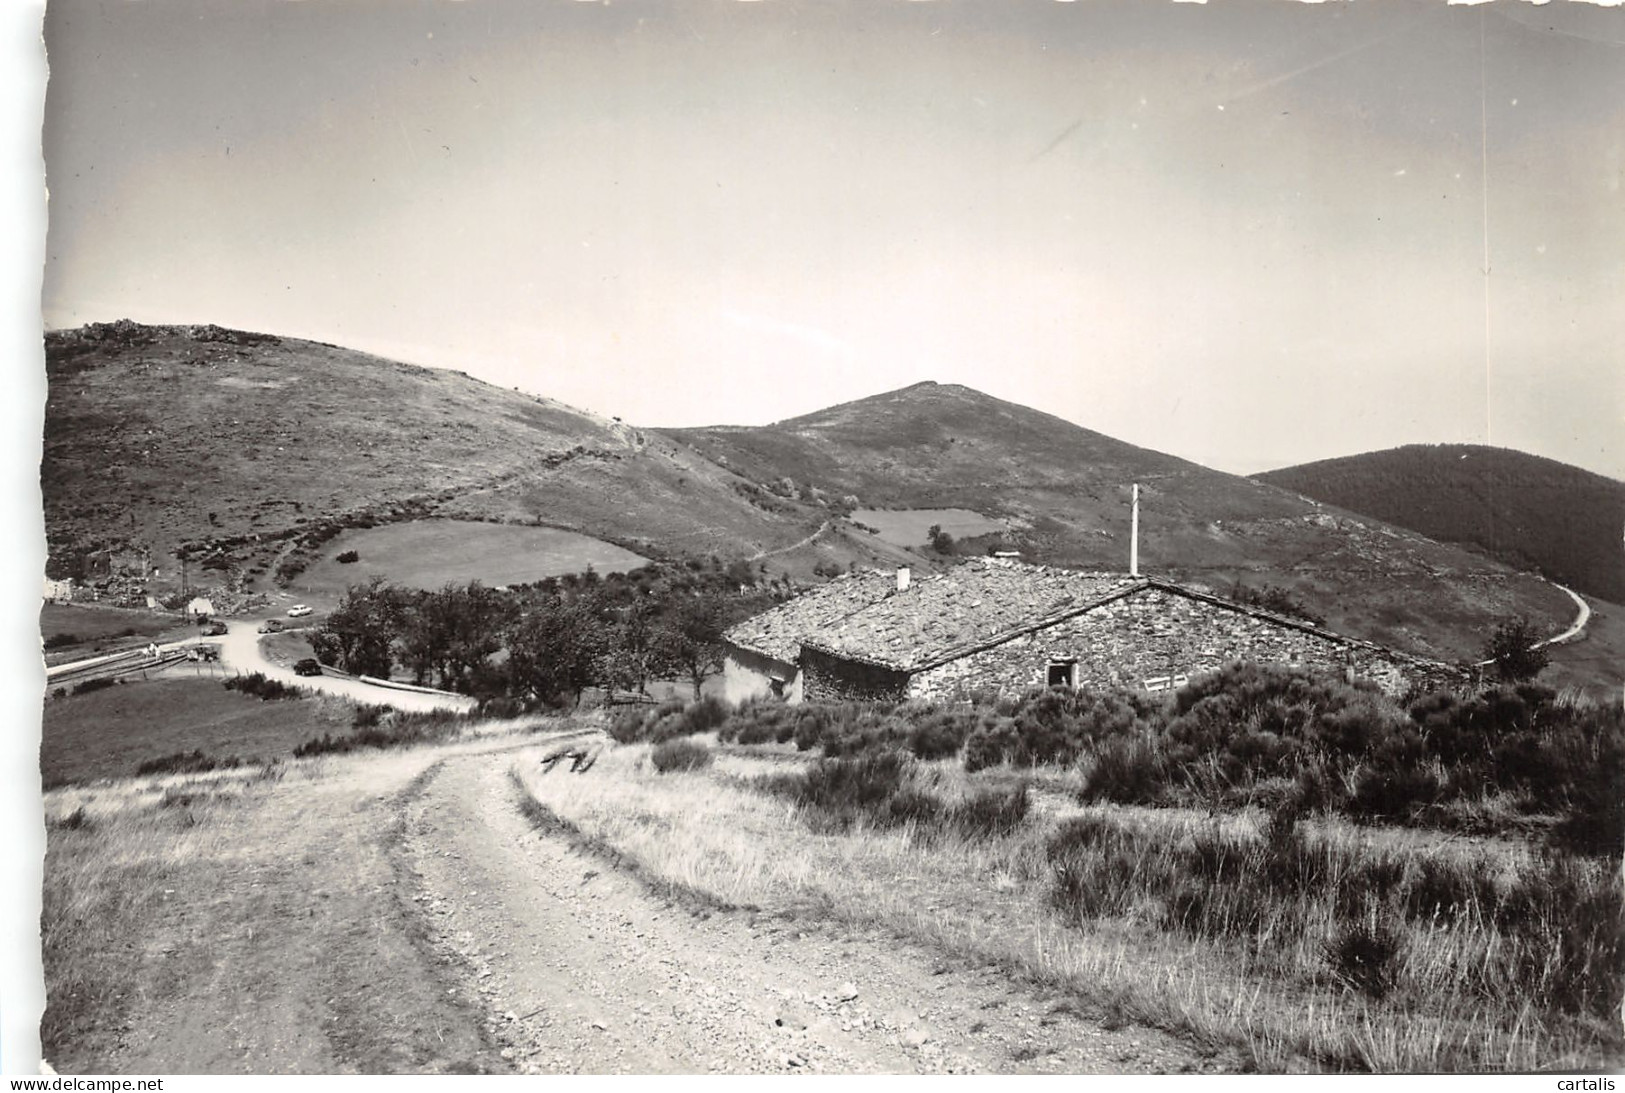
xmin=797 ymin=559 xmax=1140 ymax=671
xmin=730 ymin=558 xmax=1461 ymax=678
xmin=723 ymin=568 xmax=900 ymax=664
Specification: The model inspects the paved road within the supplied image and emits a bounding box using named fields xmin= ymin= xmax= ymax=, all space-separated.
xmin=217 ymin=620 xmax=477 ymax=714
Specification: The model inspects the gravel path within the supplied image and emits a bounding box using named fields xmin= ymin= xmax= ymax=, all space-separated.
xmin=400 ymin=747 xmax=1228 ymax=1075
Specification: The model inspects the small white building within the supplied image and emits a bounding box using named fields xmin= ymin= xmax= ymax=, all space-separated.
xmin=186 ymin=597 xmax=216 ymax=621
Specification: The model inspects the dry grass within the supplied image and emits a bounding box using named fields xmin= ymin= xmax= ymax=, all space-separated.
xmin=510 ymin=742 xmax=1623 ymax=1073
xmin=289 ymin=519 xmax=649 ymax=598
xmin=40 ymin=678 xmax=358 ymax=787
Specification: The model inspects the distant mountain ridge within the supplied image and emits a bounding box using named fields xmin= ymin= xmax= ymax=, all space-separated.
xmin=41 ymin=325 xmax=1584 ymax=671
xmin=667 ymin=383 xmax=1575 ymax=664
xmin=1257 ymin=445 xmax=1625 ymax=605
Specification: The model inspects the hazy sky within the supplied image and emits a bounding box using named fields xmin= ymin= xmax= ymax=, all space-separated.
xmin=38 ymin=0 xmax=1625 ymax=479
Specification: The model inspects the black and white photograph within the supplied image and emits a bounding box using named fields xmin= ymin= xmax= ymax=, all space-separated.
xmin=6 ymin=0 xmax=1624 ymax=1078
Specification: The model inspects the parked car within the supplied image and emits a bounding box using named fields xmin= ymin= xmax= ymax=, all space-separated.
xmin=202 ymin=620 xmax=228 ymax=636
xmin=293 ymin=658 xmax=323 ymax=677
xmin=258 ymin=619 xmax=284 ymax=634
xmin=287 ymin=604 xmax=313 ymax=618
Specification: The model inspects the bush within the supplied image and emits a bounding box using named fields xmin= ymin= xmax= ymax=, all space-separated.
xmin=1327 ymin=921 xmax=1402 ymax=998
xmin=135 ymin=750 xmax=243 ymax=777
xmin=760 ymin=749 xmax=926 ymax=832
xmin=1081 ymin=734 xmax=1165 ymax=805
xmin=49 ymin=806 xmax=93 ymax=831
xmin=223 ymin=672 xmax=303 ymax=701
xmin=71 ymin=677 xmax=117 ymax=696
xmin=613 ymin=696 xmax=733 ymax=744
xmin=651 ymin=738 xmax=713 ymax=773
xmin=477 ymin=695 xmax=529 ymax=719
xmin=43 ymin=633 xmax=78 ymax=650
xmin=294 ymin=708 xmax=465 ymax=757
xmin=720 ymin=696 xmax=799 ymax=745
xmin=963 ymin=715 xmax=1020 ymax=772
xmin=948 ymin=783 xmax=1030 ymax=839
xmin=1346 ymin=761 xmax=1442 ymax=822
xmin=336 ymin=550 xmax=360 ymax=564
xmin=905 ymin=706 xmax=976 ymax=761
xmin=608 ymin=698 xmax=679 ymax=744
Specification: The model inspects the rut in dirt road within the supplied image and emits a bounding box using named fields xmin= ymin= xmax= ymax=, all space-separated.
xmin=399 ymin=746 xmax=1228 ymax=1075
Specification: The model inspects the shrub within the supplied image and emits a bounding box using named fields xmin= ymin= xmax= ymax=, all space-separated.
xmin=336 ymin=550 xmax=360 ymax=564
xmin=608 ymin=699 xmax=678 ymax=744
xmin=948 ymin=783 xmax=1030 ymax=839
xmin=71 ymin=677 xmax=116 ymax=696
xmin=1346 ymin=761 xmax=1441 ymax=822
xmin=1081 ymin=734 xmax=1165 ymax=805
xmin=963 ymin=716 xmax=1020 ymax=773
xmin=759 ymin=749 xmax=937 ymax=832
xmin=294 ymin=708 xmax=465 ymax=756
xmin=721 ymin=696 xmax=799 ymax=745
xmin=49 ymin=806 xmax=93 ymax=831
xmin=477 ymin=695 xmax=529 ymax=719
xmin=43 ymin=633 xmax=78 ymax=650
xmin=134 ymin=750 xmax=243 ymax=777
xmin=676 ymin=694 xmax=729 ymax=736
xmin=223 ymin=672 xmax=303 ymax=701
xmin=905 ymin=706 xmax=976 ymax=761
xmin=1327 ymin=920 xmax=1402 ymax=998
xmin=651 ymin=738 xmax=713 ymax=773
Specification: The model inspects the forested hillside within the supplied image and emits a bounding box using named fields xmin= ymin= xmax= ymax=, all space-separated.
xmin=1258 ymin=445 xmax=1625 ymax=604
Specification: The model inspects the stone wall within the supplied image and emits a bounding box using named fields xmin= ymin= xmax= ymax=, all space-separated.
xmin=801 ymin=646 xmax=911 ymax=704
xmin=909 ymin=587 xmax=1458 ymax=700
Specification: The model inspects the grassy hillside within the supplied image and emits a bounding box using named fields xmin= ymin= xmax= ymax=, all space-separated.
xmin=43 ymin=328 xmax=1590 ymax=672
xmin=667 ymin=384 xmax=1574 ymax=665
xmin=42 ymin=321 xmax=880 ymax=598
xmin=1256 ymin=445 xmax=1625 ymax=605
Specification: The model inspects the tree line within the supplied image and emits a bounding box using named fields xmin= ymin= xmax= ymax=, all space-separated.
xmin=307 ymin=560 xmax=785 ymax=708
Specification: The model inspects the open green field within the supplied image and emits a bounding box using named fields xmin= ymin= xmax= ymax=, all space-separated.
xmin=41 ymin=678 xmax=353 ymax=787
xmin=41 ymin=603 xmax=193 ymax=657
xmin=852 ymin=508 xmax=1005 ymax=549
xmin=290 ymin=519 xmax=649 ymax=598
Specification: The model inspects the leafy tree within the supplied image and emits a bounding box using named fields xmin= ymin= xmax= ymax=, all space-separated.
xmin=596 ymin=597 xmax=665 ymax=699
xmin=505 ymin=596 xmax=601 ymax=708
xmin=660 ymin=595 xmax=728 ymax=699
xmin=400 ymin=582 xmax=516 ymax=692
xmin=1483 ymin=616 xmax=1549 ymax=682
xmin=308 ymin=576 xmax=401 ymax=677
xmin=927 ymin=524 xmax=955 ymax=555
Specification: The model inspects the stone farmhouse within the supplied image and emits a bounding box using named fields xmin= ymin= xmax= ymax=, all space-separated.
xmin=722 ymin=557 xmax=1461 ymax=704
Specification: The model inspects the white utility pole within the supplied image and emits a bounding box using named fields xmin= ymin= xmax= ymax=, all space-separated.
xmin=1130 ymin=483 xmax=1140 ymax=577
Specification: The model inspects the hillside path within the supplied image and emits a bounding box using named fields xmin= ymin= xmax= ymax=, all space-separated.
xmin=748 ymin=519 xmax=830 ymax=562
xmin=1535 ymin=583 xmax=1590 ymax=648
xmin=400 ymin=746 xmax=1223 ymax=1075
xmin=217 ymin=620 xmax=476 ymax=714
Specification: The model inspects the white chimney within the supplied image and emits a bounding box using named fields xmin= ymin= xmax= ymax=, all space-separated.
xmin=897 ymin=567 xmax=911 ymax=592
xmin=1130 ymin=483 xmax=1140 ymax=578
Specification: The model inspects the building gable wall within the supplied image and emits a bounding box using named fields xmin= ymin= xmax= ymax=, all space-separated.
xmin=721 ymin=645 xmax=803 ymax=704
xmin=801 ymin=645 xmax=911 ymax=704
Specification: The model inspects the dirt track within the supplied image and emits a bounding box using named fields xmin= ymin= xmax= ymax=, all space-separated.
xmin=58 ymin=731 xmax=1226 ymax=1074
xmin=400 ymin=743 xmax=1223 ymax=1075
